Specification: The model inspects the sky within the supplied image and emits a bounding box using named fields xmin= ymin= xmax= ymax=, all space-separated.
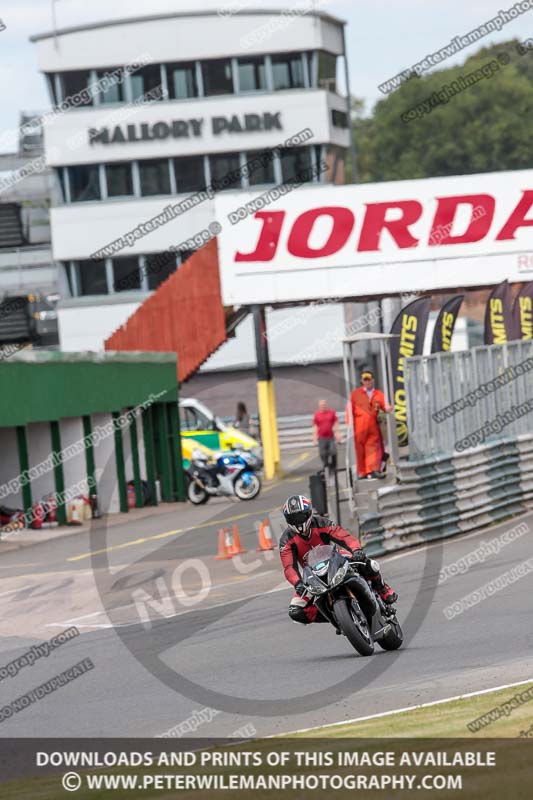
xmin=0 ymin=0 xmax=530 ymax=152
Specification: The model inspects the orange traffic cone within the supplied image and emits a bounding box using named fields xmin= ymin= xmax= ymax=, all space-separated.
xmin=229 ymin=524 xmax=246 ymax=555
xmin=215 ymin=527 xmax=233 ymax=559
xmin=257 ymin=518 xmax=275 ymax=551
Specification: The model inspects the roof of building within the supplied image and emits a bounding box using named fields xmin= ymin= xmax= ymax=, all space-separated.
xmin=8 ymin=350 xmax=177 ymax=364
xmin=30 ymin=7 xmax=345 ymax=42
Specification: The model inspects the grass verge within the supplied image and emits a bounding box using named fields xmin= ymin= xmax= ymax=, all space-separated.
xmin=291 ymin=681 xmax=533 ymax=737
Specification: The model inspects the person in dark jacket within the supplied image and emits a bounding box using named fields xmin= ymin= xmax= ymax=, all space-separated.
xmin=234 ymin=401 xmax=250 ymax=434
xmin=279 ymin=494 xmax=397 ymax=624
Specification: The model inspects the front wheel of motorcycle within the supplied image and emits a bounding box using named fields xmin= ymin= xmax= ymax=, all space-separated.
xmin=333 ymin=598 xmax=374 ymax=656
xmin=187 ymin=481 xmax=209 ymax=505
xmin=378 ymin=617 xmax=403 ymax=651
xmin=234 ymin=473 xmax=261 ymax=501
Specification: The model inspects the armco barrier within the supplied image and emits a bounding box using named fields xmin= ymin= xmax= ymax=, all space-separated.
xmin=221 ymin=413 xmax=347 ymax=451
xmin=359 ymin=434 xmax=533 ymax=557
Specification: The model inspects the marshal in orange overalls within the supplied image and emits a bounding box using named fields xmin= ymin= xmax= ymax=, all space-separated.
xmin=350 ymin=386 xmax=386 ymax=476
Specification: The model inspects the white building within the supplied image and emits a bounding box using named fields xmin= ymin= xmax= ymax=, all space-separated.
xmin=31 ymin=7 xmax=352 ymax=362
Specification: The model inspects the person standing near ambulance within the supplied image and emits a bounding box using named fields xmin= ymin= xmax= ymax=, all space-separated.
xmin=350 ymin=369 xmax=392 ymax=479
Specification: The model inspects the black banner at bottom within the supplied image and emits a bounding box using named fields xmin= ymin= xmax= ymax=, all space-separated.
xmin=0 ymin=738 xmax=531 ymax=798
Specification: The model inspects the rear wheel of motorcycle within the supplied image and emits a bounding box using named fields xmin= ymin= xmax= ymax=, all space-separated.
xmin=234 ymin=474 xmax=261 ymax=501
xmin=187 ymin=481 xmax=209 ymax=505
xmin=378 ymin=618 xmax=403 ymax=651
xmin=333 ymin=599 xmax=374 ymax=656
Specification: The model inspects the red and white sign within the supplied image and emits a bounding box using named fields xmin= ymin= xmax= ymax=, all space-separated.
xmin=215 ymin=169 xmax=533 ymax=305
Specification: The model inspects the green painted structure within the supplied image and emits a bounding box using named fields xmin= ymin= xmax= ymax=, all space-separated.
xmin=0 ymin=351 xmax=186 ymax=522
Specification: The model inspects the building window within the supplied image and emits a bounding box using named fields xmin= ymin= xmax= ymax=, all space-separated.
xmin=68 ymin=165 xmax=101 ymax=202
xmin=173 ymin=156 xmax=206 ymax=193
xmin=145 ymin=252 xmax=178 ymax=290
xmin=105 ymin=163 xmax=134 ymax=197
xmin=78 ymin=259 xmax=108 ymax=295
xmin=209 ymin=153 xmax=241 ymax=191
xmin=245 ymin=150 xmax=275 ymax=185
xmin=113 ymin=257 xmax=141 ymax=292
xmin=46 ymin=74 xmax=59 ymax=105
xmin=280 ymin=147 xmax=312 ymax=183
xmin=331 ymin=109 xmax=348 ymax=128
xmin=166 ymin=61 xmax=198 ymax=100
xmin=302 ymin=52 xmax=312 ymax=85
xmin=56 ymin=168 xmax=67 ymax=202
xmin=318 ymin=52 xmax=338 ymax=92
xmin=179 ymin=249 xmax=194 ymax=264
xmin=271 ymin=53 xmax=304 ymax=90
xmin=60 ymin=71 xmax=92 ymax=106
xmin=97 ymin=68 xmax=125 ymax=103
xmin=202 ymin=58 xmax=234 ymax=96
xmin=130 ymin=65 xmax=162 ymax=101
xmin=65 ymin=263 xmax=76 ymax=296
xmin=237 ymin=57 xmax=267 ymax=92
xmin=139 ymin=159 xmax=171 ymax=196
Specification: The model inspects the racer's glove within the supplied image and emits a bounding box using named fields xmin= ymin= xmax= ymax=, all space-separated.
xmin=349 ymin=548 xmax=368 ymax=567
xmin=294 ymin=580 xmax=307 ymax=597
xmin=350 ymin=552 xmax=381 ymax=580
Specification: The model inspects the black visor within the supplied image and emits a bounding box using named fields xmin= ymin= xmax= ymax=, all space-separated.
xmin=286 ymin=510 xmax=311 ymax=526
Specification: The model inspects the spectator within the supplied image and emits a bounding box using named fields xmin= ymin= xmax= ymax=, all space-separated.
xmin=312 ymin=399 xmax=341 ymax=470
xmin=234 ymin=401 xmax=250 ymax=434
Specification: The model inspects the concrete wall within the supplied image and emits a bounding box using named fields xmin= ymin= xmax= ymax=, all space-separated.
xmin=185 ymin=361 xmax=346 ymax=418
xmin=58 ymin=301 xmax=142 ymax=352
xmin=122 ymin=410 xmax=133 ymax=484
xmin=26 ymin=422 xmax=55 ymax=502
xmin=136 ymin=414 xmax=147 ymax=481
xmin=92 ymin=412 xmax=120 ymax=513
xmin=0 ymin=427 xmax=22 ymax=507
xmin=120 ymin=410 xmax=148 ymax=489
xmin=59 ymin=416 xmax=89 ymax=499
xmin=34 ymin=11 xmax=343 ymax=74
xmin=201 ymin=303 xmax=347 ymax=372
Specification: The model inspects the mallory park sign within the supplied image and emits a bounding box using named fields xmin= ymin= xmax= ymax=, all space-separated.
xmin=88 ymin=112 xmax=282 ymax=145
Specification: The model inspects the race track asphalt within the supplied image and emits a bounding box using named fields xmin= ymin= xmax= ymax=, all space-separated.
xmin=0 ymin=449 xmax=532 ymax=739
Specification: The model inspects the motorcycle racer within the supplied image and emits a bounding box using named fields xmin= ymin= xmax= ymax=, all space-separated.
xmin=279 ymin=495 xmax=397 ymax=625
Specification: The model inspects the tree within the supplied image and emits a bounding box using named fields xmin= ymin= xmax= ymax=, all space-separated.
xmin=350 ymin=39 xmax=533 ymax=183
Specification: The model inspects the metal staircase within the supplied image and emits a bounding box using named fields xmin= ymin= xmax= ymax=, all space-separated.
xmin=0 ymin=204 xmax=25 ymax=249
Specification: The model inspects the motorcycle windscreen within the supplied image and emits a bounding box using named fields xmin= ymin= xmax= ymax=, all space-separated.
xmin=305 ymin=544 xmax=335 ymax=570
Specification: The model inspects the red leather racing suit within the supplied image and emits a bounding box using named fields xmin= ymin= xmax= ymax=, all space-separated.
xmin=279 ymin=515 xmax=363 ymax=623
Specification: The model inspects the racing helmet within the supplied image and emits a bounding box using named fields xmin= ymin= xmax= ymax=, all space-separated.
xmin=283 ymin=495 xmax=313 ymax=538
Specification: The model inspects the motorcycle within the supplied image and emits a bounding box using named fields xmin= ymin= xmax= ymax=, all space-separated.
xmin=186 ymin=450 xmax=261 ymax=504
xmin=301 ymin=544 xmax=403 ymax=656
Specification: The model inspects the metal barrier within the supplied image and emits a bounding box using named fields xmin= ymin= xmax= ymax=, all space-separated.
xmin=359 ymin=433 xmax=533 ymax=557
xmin=406 ymin=340 xmax=533 ymax=460
xmin=221 ymin=413 xmax=348 ymax=451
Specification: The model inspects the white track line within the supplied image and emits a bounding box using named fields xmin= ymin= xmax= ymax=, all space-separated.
xmin=281 ymin=679 xmax=533 ymax=735
xmin=0 ymin=584 xmax=34 ymax=598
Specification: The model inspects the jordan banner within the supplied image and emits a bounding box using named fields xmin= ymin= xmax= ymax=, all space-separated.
xmin=512 ymin=281 xmax=533 ymax=340
xmin=484 ymin=280 xmax=514 ymax=344
xmin=431 ymin=295 xmax=464 ymax=353
xmin=390 ymin=296 xmax=432 ymax=446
